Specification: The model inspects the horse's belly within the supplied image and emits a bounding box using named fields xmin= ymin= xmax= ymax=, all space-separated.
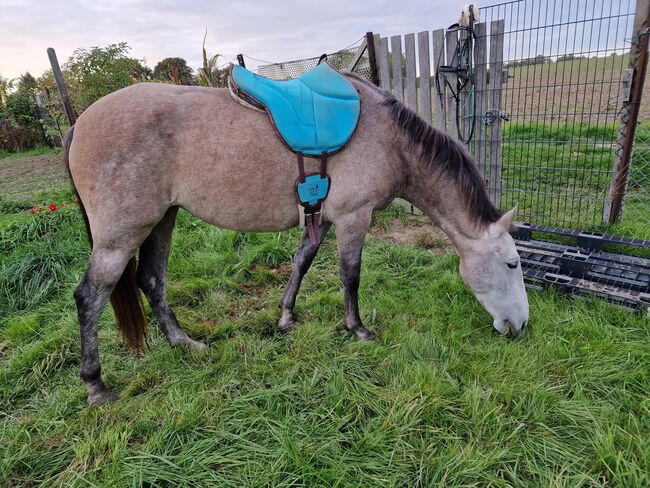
xmin=173 ymin=149 xmax=324 ymax=233
xmin=175 ymin=180 xmax=302 ymax=232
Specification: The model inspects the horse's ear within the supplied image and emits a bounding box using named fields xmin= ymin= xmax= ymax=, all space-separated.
xmin=496 ymin=204 xmax=518 ymax=232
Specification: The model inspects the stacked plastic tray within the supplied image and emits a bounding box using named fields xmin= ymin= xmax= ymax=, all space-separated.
xmin=511 ymin=223 xmax=650 ymax=312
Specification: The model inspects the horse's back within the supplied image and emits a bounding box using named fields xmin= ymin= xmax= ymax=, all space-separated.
xmin=67 ymin=78 xmax=399 ymax=239
xmin=68 ymin=83 xmax=303 ymax=235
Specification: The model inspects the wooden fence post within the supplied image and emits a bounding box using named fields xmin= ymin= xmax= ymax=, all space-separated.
xmin=46 ymin=47 xmax=76 ymax=126
xmin=365 ymin=32 xmax=380 ymax=87
xmin=432 ymin=29 xmax=446 ymax=131
xmin=404 ymin=34 xmax=418 ymax=113
xmin=390 ymin=35 xmax=404 ymax=102
xmin=445 ymin=29 xmax=458 ymax=139
xmin=602 ymin=0 xmax=650 ymax=224
xmin=487 ymin=19 xmax=505 ymax=206
xmin=377 ymin=36 xmax=391 ymax=90
xmin=417 ymin=31 xmax=433 ymax=124
xmin=474 ymin=22 xmax=488 ymax=180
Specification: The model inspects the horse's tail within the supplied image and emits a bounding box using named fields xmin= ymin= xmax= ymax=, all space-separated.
xmin=63 ymin=126 xmax=147 ymax=351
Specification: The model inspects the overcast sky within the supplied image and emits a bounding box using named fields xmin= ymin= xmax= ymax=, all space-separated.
xmin=0 ymin=0 xmax=469 ymax=80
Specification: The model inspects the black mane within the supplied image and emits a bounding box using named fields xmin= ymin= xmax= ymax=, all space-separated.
xmin=381 ymin=95 xmax=501 ymax=226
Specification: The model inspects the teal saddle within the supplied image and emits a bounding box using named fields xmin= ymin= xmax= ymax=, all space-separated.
xmin=229 ymin=61 xmax=361 ymax=243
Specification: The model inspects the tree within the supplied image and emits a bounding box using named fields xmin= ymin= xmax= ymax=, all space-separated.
xmin=64 ymin=42 xmax=151 ymax=111
xmin=16 ymin=72 xmax=37 ymax=93
xmin=32 ymin=42 xmax=150 ymax=143
xmin=153 ymin=57 xmax=194 ymax=85
xmin=0 ymin=74 xmax=13 ymax=106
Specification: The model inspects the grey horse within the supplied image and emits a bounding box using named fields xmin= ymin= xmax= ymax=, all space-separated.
xmin=64 ymin=73 xmax=528 ymax=405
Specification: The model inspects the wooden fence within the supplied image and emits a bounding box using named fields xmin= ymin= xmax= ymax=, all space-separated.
xmin=369 ymin=23 xmax=506 ymax=213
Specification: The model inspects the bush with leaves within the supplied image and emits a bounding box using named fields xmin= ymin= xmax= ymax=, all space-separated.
xmin=63 ymin=42 xmax=152 ymax=112
xmin=197 ymin=33 xmax=227 ymax=88
xmin=34 ymin=42 xmax=151 ymax=140
xmin=0 ymin=74 xmax=48 ymax=152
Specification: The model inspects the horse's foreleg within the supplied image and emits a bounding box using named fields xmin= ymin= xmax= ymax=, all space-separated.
xmin=278 ymin=222 xmax=332 ymax=332
xmin=136 ymin=207 xmax=206 ymax=350
xmin=334 ymin=210 xmax=376 ymax=341
xmin=75 ymin=248 xmax=135 ymax=405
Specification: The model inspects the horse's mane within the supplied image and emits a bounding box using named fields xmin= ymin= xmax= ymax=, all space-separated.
xmin=382 ymin=95 xmax=501 ymax=226
xmin=342 ymin=72 xmax=500 ymax=226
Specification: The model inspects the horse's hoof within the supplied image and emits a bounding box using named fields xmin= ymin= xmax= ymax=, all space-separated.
xmin=184 ymin=338 xmax=207 ymax=350
xmin=87 ymin=389 xmax=120 ymax=406
xmin=278 ymin=310 xmax=299 ymax=333
xmin=277 ymin=318 xmax=299 ymax=334
xmin=353 ymin=327 xmax=377 ymax=342
xmin=170 ymin=336 xmax=207 ymax=350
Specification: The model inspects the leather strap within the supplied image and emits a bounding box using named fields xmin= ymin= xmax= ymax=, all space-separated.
xmin=320 ymin=151 xmax=328 ymax=177
xmin=297 ymin=152 xmax=306 ymax=182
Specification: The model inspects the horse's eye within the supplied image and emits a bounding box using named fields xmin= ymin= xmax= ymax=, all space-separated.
xmin=506 ymin=261 xmax=518 ymax=269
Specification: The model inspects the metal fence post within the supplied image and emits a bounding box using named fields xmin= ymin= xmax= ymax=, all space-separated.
xmin=602 ymin=0 xmax=650 ymax=224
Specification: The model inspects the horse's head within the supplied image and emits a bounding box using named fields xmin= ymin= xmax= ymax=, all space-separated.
xmin=457 ymin=207 xmax=529 ymax=337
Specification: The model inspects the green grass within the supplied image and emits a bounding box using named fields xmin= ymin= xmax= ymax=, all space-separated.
xmin=497 ymin=121 xmax=650 ymax=238
xmin=0 ymin=146 xmax=61 ymax=160
xmin=1 ymin=178 xmax=649 ymax=486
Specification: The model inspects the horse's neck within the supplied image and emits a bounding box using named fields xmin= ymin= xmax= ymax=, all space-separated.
xmin=402 ymin=157 xmax=481 ymax=248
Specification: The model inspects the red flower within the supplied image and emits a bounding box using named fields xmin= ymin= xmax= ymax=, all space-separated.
xmin=74 ymin=199 xmax=79 ymax=205
xmin=30 ymin=206 xmax=41 ymax=214
xmin=49 ymin=203 xmax=57 ymax=212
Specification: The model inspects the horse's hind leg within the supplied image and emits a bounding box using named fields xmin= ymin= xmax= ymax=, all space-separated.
xmin=278 ymin=222 xmax=332 ymax=332
xmin=76 ymin=247 xmax=138 ymax=405
xmin=136 ymin=207 xmax=206 ymax=350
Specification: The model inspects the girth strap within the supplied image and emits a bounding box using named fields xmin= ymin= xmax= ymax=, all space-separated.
xmin=296 ymin=151 xmax=330 ymax=245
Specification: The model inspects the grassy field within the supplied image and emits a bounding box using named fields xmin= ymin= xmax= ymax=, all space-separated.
xmin=501 ymin=55 xmax=650 ymax=125
xmin=1 ymin=149 xmax=649 ymax=487
xmin=498 ymin=121 xmax=650 ymax=236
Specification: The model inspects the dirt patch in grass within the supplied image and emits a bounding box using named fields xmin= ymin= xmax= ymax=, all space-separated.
xmin=370 ymin=215 xmax=452 ymax=255
xmin=0 ymin=152 xmax=67 ymax=203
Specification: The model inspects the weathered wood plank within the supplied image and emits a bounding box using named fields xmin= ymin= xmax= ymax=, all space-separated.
xmin=488 ymin=19 xmax=505 ymax=206
xmin=390 ymin=35 xmax=404 ymax=102
xmin=417 ymin=31 xmax=432 ymax=124
xmin=445 ymin=29 xmax=458 ymax=139
xmin=474 ymin=22 xmax=488 ymax=178
xmin=377 ymin=36 xmax=391 ymax=90
xmin=46 ymin=47 xmax=76 ymax=125
xmin=431 ymin=29 xmax=446 ymax=131
xmin=404 ymin=33 xmax=417 ymax=112
xmin=366 ymin=32 xmax=380 ymax=86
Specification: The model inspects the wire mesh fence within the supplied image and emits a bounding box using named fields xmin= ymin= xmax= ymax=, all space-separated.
xmin=257 ymin=45 xmax=372 ymax=81
xmin=254 ymin=0 xmax=648 ymax=235
xmin=479 ymin=0 xmax=644 ymax=229
xmin=625 ymin=123 xmax=650 ymax=233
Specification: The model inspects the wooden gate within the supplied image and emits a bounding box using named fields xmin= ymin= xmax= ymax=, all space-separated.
xmin=367 ymin=23 xmax=505 ymax=212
